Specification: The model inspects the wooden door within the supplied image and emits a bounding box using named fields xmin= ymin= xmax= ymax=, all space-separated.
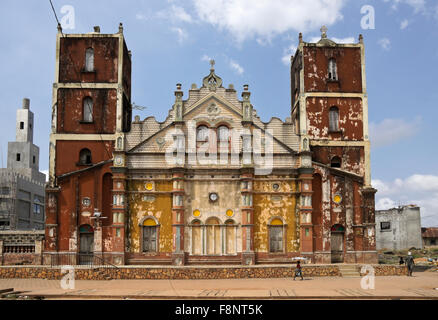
xmin=143 ymin=227 xmax=157 ymax=252
xmin=331 ymin=232 xmax=344 ymax=263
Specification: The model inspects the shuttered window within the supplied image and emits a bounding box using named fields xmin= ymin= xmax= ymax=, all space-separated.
xmin=83 ymin=97 xmax=93 ymax=122
xmin=269 ymin=226 xmax=283 ymax=253
xmin=328 ymin=58 xmax=337 ymax=80
xmin=143 ymin=226 xmax=157 ymax=252
xmin=85 ymin=48 xmax=94 ymax=72
xmin=329 ymin=107 xmax=339 ymax=132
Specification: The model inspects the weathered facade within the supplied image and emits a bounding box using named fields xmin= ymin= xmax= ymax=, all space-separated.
xmin=376 ymin=205 xmax=423 ymax=250
xmin=44 ymin=25 xmax=377 ymax=265
xmin=422 ymin=227 xmax=438 ymax=247
xmin=0 ymin=99 xmax=46 ymax=230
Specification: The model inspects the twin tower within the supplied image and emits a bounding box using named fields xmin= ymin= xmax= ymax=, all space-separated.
xmin=44 ymin=24 xmax=377 ymax=266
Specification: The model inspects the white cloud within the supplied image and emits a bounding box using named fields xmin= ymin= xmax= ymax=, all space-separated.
xmin=378 ymin=38 xmax=391 ymax=51
xmin=229 ymin=59 xmax=244 ymax=75
xmin=192 ymin=0 xmax=347 ymax=43
xmin=201 ymin=54 xmax=212 ymax=62
xmin=400 ymin=19 xmax=409 ymax=29
xmin=282 ymin=36 xmax=354 ymax=66
xmin=41 ymin=169 xmax=48 ymax=182
xmin=157 ymin=5 xmax=194 ymax=23
xmin=136 ymin=12 xmax=150 ymax=21
xmin=369 ymin=117 xmax=421 ymax=148
xmin=169 ymin=5 xmax=193 ymax=23
xmin=282 ymin=43 xmax=297 ymax=66
xmin=171 ymin=27 xmax=188 ymax=44
xmin=383 ymin=0 xmax=426 ymax=13
xmin=373 ymin=175 xmax=438 ymax=227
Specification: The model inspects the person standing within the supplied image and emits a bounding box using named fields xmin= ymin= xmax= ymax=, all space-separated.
xmin=294 ymin=260 xmax=304 ymax=280
xmin=405 ymin=252 xmax=415 ymax=276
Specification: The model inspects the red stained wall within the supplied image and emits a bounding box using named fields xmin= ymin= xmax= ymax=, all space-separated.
xmin=59 ymin=37 xmax=119 ymax=83
xmin=303 ymin=47 xmax=362 ymax=93
xmin=57 ymin=89 xmax=117 ymax=134
xmin=306 ymin=97 xmax=363 ymax=141
xmin=55 ymin=140 xmax=114 ymax=176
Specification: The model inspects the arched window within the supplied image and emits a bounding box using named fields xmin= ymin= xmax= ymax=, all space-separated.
xmin=331 ymin=156 xmax=342 ymax=168
xmin=142 ymin=218 xmax=158 ymax=252
xmin=328 ymin=58 xmax=337 ymax=80
xmin=85 ymin=48 xmax=94 ymax=72
xmin=269 ymin=218 xmax=284 ymax=253
xmin=225 ymin=219 xmax=236 ymax=255
xmin=329 ymin=107 xmax=339 ymax=132
xmin=196 ymin=125 xmax=209 ymax=142
xmin=217 ymin=126 xmax=229 ymax=142
xmin=217 ymin=125 xmax=230 ymax=153
xmin=191 ymin=220 xmax=202 ymax=255
xmin=83 ymin=97 xmax=93 ymax=122
xmin=79 ymin=148 xmax=92 ymax=165
xmin=206 ymin=217 xmax=221 ymax=255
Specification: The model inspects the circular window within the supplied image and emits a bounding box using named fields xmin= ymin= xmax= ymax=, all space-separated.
xmin=145 ymin=183 xmax=153 ymax=191
xmin=82 ymin=197 xmax=91 ymax=207
xmin=193 ymin=210 xmax=201 ymax=217
xmin=272 ymin=183 xmax=280 ymax=191
xmin=226 ymin=209 xmax=234 ymax=217
xmin=209 ymin=192 xmax=219 ymax=202
xmin=333 ymin=194 xmax=342 ymax=204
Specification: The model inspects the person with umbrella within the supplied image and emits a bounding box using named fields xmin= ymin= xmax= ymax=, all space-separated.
xmin=293 ymin=259 xmax=304 ymax=280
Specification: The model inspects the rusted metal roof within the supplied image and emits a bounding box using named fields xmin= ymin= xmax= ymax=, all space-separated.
xmin=422 ymin=227 xmax=438 ymax=238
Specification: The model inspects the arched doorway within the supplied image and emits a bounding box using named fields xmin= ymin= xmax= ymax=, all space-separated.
xmin=206 ymin=217 xmax=221 ymax=255
xmin=79 ymin=224 xmax=94 ymax=265
xmin=331 ymin=224 xmax=345 ymax=263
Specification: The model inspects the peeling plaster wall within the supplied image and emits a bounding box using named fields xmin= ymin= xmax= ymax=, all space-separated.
xmin=127 ymin=180 xmax=173 ymax=253
xmin=57 ymin=89 xmax=117 ymax=134
xmin=303 ymin=47 xmax=362 ymax=93
xmin=253 ymin=179 xmax=299 ymax=252
xmin=306 ymin=97 xmax=363 ymax=141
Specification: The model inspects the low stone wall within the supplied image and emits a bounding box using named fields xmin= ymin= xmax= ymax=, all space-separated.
xmin=0 ymin=264 xmax=406 ymax=280
xmin=0 ymin=265 xmax=338 ymax=280
xmin=363 ymin=265 xmax=407 ymax=276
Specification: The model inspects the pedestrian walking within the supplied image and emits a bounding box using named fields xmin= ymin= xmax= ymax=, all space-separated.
xmin=293 ymin=260 xmax=303 ymax=280
xmin=405 ymin=252 xmax=415 ymax=276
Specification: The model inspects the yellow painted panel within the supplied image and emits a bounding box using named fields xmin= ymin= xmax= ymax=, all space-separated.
xmin=143 ymin=218 xmax=156 ymax=226
xmin=253 ymin=180 xmax=299 ymax=253
xmin=128 ymin=180 xmax=173 ymax=253
xmin=271 ymin=218 xmax=283 ymax=225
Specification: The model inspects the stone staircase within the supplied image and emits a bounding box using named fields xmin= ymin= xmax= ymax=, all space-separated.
xmin=338 ymin=264 xmax=361 ymax=278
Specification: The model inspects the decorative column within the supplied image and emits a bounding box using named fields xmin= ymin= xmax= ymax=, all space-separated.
xmin=111 ymin=151 xmax=128 ymax=265
xmin=172 ymin=169 xmax=185 ymax=265
xmin=0 ymin=239 xmax=3 ymax=265
xmin=298 ymin=148 xmax=314 ymax=261
xmin=361 ymin=186 xmax=378 ymax=264
xmin=240 ymin=169 xmax=255 ymax=265
xmin=174 ymin=83 xmax=184 ymax=122
xmin=43 ymin=187 xmax=60 ymax=265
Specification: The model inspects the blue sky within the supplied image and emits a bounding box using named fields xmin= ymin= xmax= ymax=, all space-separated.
xmin=0 ymin=0 xmax=437 ymax=226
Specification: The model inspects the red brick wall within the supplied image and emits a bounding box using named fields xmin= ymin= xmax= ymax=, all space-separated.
xmin=59 ymin=37 xmax=119 ymax=83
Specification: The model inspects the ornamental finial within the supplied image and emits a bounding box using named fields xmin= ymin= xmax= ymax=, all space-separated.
xmin=320 ymin=25 xmax=328 ymax=39
xmin=210 ymin=59 xmax=215 ymax=70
